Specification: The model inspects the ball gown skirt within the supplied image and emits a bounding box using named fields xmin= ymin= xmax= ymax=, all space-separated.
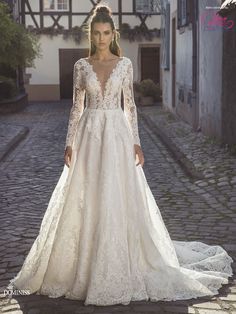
xmin=7 ymin=106 xmax=233 ymax=306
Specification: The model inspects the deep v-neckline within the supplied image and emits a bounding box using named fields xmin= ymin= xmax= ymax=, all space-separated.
xmin=84 ymin=57 xmax=124 ymax=101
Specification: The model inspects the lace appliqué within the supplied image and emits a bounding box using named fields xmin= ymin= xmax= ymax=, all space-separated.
xmin=65 ymin=60 xmax=85 ymax=149
xmin=122 ymin=60 xmax=141 ymax=146
xmin=64 ymin=57 xmax=141 ymax=149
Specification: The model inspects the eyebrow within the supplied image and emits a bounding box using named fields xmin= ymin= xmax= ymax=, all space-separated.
xmin=93 ymin=30 xmax=111 ymax=33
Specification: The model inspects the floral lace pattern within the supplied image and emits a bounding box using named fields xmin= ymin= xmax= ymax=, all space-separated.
xmin=7 ymin=57 xmax=233 ymax=307
xmin=65 ymin=57 xmax=141 ymax=148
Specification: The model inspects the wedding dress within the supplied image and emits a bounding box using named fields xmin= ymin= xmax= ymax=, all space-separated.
xmin=8 ymin=56 xmax=233 ymax=306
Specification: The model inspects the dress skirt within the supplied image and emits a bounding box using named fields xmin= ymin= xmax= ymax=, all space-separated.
xmin=8 ymin=107 xmax=233 ymax=306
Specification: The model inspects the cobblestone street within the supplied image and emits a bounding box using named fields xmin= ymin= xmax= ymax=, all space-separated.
xmin=0 ymin=101 xmax=235 ymax=314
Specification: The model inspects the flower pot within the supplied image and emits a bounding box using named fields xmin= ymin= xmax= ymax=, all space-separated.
xmin=140 ymin=96 xmax=154 ymax=106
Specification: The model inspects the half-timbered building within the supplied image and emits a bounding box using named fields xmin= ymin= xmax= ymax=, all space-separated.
xmin=20 ymin=0 xmax=162 ymax=101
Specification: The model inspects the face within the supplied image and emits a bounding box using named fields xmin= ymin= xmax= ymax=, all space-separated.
xmin=91 ymin=22 xmax=114 ymax=51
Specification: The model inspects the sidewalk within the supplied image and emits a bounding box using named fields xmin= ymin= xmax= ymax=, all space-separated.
xmin=0 ymin=123 xmax=29 ymax=162
xmin=138 ymin=105 xmax=236 ymax=182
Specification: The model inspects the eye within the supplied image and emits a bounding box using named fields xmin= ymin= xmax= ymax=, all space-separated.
xmin=93 ymin=31 xmax=99 ymax=35
xmin=104 ymin=31 xmax=111 ymax=35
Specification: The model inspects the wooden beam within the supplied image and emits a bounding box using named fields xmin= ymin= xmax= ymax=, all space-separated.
xmin=118 ymin=0 xmax=122 ymax=29
xmin=137 ymin=14 xmax=149 ymax=30
xmin=21 ymin=0 xmax=25 ymax=25
xmin=22 ymin=12 xmax=161 ymax=16
xmin=25 ymin=0 xmax=39 ymax=28
xmin=69 ymin=0 xmax=72 ymax=29
xmin=51 ymin=15 xmax=62 ymax=28
xmin=39 ymin=0 xmax=43 ymax=28
xmin=81 ymin=0 xmax=102 ymax=26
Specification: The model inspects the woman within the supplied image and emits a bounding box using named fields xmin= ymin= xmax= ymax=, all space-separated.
xmin=8 ymin=4 xmax=233 ymax=307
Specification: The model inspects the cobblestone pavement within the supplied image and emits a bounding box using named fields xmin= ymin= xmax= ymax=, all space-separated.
xmin=0 ymin=101 xmax=235 ymax=314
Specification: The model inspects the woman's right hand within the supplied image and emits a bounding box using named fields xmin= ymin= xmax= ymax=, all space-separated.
xmin=64 ymin=146 xmax=72 ymax=168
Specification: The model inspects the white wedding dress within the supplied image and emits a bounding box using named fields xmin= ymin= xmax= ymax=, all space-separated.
xmin=8 ymin=56 xmax=233 ymax=306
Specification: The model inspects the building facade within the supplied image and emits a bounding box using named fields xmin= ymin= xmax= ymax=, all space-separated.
xmin=20 ymin=0 xmax=162 ymax=101
xmin=161 ymin=0 xmax=236 ymax=145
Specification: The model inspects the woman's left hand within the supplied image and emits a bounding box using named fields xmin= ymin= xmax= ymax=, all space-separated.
xmin=134 ymin=144 xmax=145 ymax=167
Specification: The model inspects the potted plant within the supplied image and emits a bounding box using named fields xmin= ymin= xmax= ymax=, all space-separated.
xmin=0 ymin=75 xmax=17 ymax=101
xmin=0 ymin=2 xmax=41 ymax=113
xmin=133 ymin=81 xmax=142 ymax=105
xmin=139 ymin=79 xmax=162 ymax=106
xmin=120 ymin=23 xmax=131 ymax=40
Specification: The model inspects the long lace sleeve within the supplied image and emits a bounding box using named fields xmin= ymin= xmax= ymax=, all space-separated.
xmin=123 ymin=60 xmax=141 ymax=147
xmin=65 ymin=61 xmax=85 ymax=149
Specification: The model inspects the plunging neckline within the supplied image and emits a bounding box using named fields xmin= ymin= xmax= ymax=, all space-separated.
xmin=84 ymin=57 xmax=124 ymax=101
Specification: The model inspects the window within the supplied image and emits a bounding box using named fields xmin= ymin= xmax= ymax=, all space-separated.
xmin=177 ymin=0 xmax=187 ymax=27
xmin=163 ymin=2 xmax=170 ymax=70
xmin=177 ymin=0 xmax=195 ymax=29
xmin=44 ymin=0 xmax=68 ymax=11
xmin=134 ymin=0 xmax=156 ymax=14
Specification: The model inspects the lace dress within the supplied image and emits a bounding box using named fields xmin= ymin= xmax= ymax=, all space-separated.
xmin=8 ymin=56 xmax=233 ymax=306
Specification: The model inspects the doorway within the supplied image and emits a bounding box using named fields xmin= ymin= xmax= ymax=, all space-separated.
xmin=59 ymin=48 xmax=88 ymax=99
xmin=140 ymin=47 xmax=160 ymax=84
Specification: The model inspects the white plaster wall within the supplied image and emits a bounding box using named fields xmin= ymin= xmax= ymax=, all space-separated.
xmin=25 ymin=1 xmax=161 ymax=30
xmin=198 ymin=0 xmax=223 ymax=137
xmin=25 ymin=0 xmax=162 ymax=86
xmin=161 ymin=1 xmax=173 ymax=110
xmin=176 ymin=30 xmax=192 ymax=85
xmin=27 ymin=35 xmax=161 ymax=85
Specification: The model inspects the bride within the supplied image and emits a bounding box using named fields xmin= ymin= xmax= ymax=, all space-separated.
xmin=8 ymin=3 xmax=233 ymax=307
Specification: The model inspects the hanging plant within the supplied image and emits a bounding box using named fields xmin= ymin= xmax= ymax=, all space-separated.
xmin=119 ymin=23 xmax=131 ymax=39
xmin=63 ymin=26 xmax=85 ymax=44
xmin=29 ymin=25 xmax=86 ymax=44
xmin=30 ymin=25 xmax=64 ymax=38
xmin=120 ymin=23 xmax=160 ymax=42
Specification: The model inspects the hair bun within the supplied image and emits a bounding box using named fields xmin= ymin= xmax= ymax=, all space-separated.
xmin=95 ymin=5 xmax=112 ymax=16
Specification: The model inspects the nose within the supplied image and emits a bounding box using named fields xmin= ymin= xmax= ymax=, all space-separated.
xmin=99 ymin=33 xmax=104 ymax=41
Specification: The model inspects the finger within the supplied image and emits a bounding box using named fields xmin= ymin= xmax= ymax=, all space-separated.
xmin=136 ymin=153 xmax=141 ymax=166
xmin=140 ymin=156 xmax=144 ymax=166
xmin=67 ymin=155 xmax=71 ymax=168
xmin=138 ymin=153 xmax=144 ymax=167
xmin=65 ymin=154 xmax=70 ymax=168
xmin=64 ymin=155 xmax=68 ymax=167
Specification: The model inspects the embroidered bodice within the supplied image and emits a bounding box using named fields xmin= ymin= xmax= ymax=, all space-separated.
xmin=65 ymin=56 xmax=141 ymax=148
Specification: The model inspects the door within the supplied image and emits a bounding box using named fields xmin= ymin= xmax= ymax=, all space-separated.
xmin=59 ymin=49 xmax=88 ymax=99
xmin=141 ymin=47 xmax=160 ymax=84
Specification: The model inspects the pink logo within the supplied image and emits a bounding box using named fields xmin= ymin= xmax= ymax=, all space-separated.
xmin=200 ymin=11 xmax=235 ymax=31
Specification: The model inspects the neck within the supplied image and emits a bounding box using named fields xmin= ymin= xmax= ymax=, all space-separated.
xmin=92 ymin=49 xmax=114 ymax=61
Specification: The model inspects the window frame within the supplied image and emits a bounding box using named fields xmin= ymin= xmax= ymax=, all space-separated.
xmin=177 ymin=0 xmax=188 ymax=28
xmin=133 ymin=0 xmax=157 ymax=15
xmin=43 ymin=0 xmax=69 ymax=12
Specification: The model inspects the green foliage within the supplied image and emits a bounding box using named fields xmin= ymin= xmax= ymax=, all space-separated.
xmin=139 ymin=79 xmax=162 ymax=100
xmin=120 ymin=23 xmax=160 ymax=42
xmin=0 ymin=75 xmax=17 ymax=100
xmin=0 ymin=2 xmax=41 ymax=70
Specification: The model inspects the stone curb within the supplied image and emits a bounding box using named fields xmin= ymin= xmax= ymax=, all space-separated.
xmin=0 ymin=126 xmax=29 ymax=162
xmin=138 ymin=109 xmax=204 ymax=181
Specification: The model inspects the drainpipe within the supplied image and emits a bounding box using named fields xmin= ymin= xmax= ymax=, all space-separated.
xmin=192 ymin=0 xmax=200 ymax=131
